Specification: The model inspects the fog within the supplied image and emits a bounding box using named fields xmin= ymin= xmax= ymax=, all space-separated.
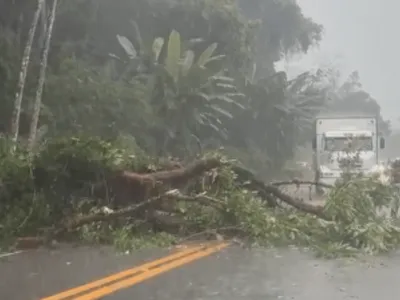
xmin=279 ymin=0 xmax=400 ymax=129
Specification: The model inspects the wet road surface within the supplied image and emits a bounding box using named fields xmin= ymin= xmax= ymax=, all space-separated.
xmin=2 ymin=243 xmax=400 ymax=300
xmin=126 ymin=247 xmax=400 ymax=300
xmin=0 ymin=244 xmax=174 ymax=299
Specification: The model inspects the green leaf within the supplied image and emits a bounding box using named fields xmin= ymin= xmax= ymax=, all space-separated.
xmin=210 ymin=75 xmax=234 ymax=82
xmin=165 ymin=30 xmax=181 ymax=82
xmin=116 ymin=35 xmax=137 ymax=59
xmin=208 ymin=122 xmax=221 ymax=132
xmin=212 ymin=95 xmax=234 ymax=103
xmin=209 ymin=105 xmax=233 ymax=119
xmin=197 ymin=43 xmax=218 ymax=67
xmin=202 ymin=54 xmax=225 ymax=65
xmin=195 ymin=92 xmax=211 ymax=102
xmin=213 ymin=95 xmax=246 ymax=109
xmin=130 ymin=20 xmax=144 ymax=54
xmin=216 ymin=82 xmax=236 ymax=89
xmin=181 ymin=50 xmax=194 ymax=77
xmin=224 ymin=92 xmax=245 ymax=98
xmin=152 ymin=37 xmax=164 ymax=62
xmin=194 ymin=112 xmax=205 ymax=125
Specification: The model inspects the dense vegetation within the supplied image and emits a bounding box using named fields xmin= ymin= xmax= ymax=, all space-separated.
xmin=0 ymin=0 xmax=398 ymax=257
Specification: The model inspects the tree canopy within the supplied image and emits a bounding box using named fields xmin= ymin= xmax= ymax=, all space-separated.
xmin=0 ymin=0 xmax=390 ymax=176
xmin=0 ymin=0 xmax=329 ymax=175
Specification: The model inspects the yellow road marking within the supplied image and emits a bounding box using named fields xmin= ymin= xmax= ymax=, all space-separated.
xmin=41 ymin=242 xmax=228 ymax=300
xmin=74 ymin=242 xmax=228 ymax=300
xmin=41 ymin=244 xmax=205 ymax=300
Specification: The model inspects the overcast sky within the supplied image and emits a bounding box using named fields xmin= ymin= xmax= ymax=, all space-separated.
xmin=279 ymin=0 xmax=400 ymax=127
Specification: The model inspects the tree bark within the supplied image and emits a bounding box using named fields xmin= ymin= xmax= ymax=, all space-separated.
xmin=10 ymin=0 xmax=45 ymax=144
xmin=28 ymin=0 xmax=58 ymax=151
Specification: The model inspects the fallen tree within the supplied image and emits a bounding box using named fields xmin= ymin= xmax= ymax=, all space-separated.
xmin=57 ymin=158 xmax=331 ymax=232
xmin=2 ymin=136 xmax=400 ymax=258
xmin=14 ymin=157 xmax=329 ymax=247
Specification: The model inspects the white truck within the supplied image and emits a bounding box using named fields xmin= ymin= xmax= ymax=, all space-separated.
xmin=312 ymin=116 xmax=385 ymax=190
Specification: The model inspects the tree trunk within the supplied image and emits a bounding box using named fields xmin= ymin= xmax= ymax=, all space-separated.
xmin=28 ymin=0 xmax=58 ymax=151
xmin=10 ymin=0 xmax=44 ymax=144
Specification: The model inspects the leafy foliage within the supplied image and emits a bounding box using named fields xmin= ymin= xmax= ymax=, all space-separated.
xmin=0 ymin=135 xmax=400 ymax=258
xmin=116 ymin=30 xmax=246 ymax=156
xmin=237 ymin=0 xmax=323 ymax=78
xmin=1 ymin=0 xmax=396 ymax=258
xmin=0 ymin=0 xmax=332 ymax=176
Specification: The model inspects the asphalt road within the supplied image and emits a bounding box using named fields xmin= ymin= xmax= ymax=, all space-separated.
xmin=0 ymin=244 xmax=172 ymax=299
xmin=2 ymin=243 xmax=400 ymax=300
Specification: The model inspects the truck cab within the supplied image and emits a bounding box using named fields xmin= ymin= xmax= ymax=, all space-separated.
xmin=312 ymin=116 xmax=385 ymax=189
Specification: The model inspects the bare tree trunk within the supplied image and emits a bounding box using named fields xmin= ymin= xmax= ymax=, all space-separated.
xmin=10 ymin=0 xmax=44 ymax=144
xmin=28 ymin=0 xmax=58 ymax=151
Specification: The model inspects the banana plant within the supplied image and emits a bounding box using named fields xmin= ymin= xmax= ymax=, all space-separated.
xmin=114 ymin=20 xmax=203 ymax=76
xmin=116 ymin=28 xmax=245 ymax=155
xmin=113 ymin=20 xmax=164 ymax=77
xmin=154 ymin=30 xmax=245 ymax=155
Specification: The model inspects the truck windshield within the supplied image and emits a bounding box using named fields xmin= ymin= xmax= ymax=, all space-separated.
xmin=324 ymin=136 xmax=373 ymax=151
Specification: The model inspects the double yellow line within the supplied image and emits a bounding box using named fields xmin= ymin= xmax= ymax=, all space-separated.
xmin=41 ymin=242 xmax=228 ymax=300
